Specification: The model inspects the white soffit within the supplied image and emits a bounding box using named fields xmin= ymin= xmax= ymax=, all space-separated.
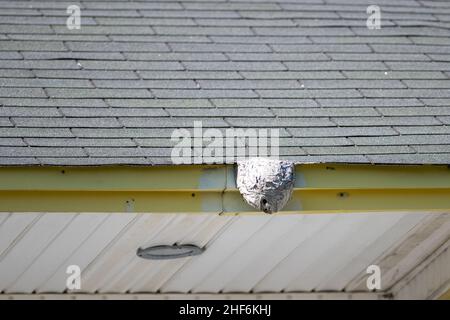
xmin=0 ymin=212 xmax=448 ymax=296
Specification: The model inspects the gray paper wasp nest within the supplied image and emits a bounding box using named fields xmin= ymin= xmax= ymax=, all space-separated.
xmin=236 ymin=158 xmax=295 ymax=214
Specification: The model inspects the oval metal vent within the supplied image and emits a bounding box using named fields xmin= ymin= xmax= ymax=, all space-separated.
xmin=137 ymin=244 xmax=204 ymax=260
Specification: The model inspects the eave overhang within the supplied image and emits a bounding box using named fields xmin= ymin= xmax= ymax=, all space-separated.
xmin=0 ymin=164 xmax=449 ymax=214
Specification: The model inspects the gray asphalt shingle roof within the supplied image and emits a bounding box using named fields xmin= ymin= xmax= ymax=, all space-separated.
xmin=1 ymin=0 xmax=450 ymax=165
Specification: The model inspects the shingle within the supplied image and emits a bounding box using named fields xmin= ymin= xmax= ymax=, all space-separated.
xmin=284 ymin=61 xmax=387 ymax=71
xmin=310 ymin=36 xmax=412 ymax=44
xmin=371 ymin=44 xmax=450 ymax=54
xmin=195 ymin=18 xmax=295 ymax=27
xmin=278 ymin=137 xmax=353 ymax=147
xmin=328 ymin=53 xmax=430 ymax=61
xmin=0 ymin=52 xmax=22 ymax=59
xmin=378 ymin=107 xmax=450 ymax=116
xmin=361 ymin=89 xmax=450 ymax=98
xmin=40 ymin=9 xmax=140 ymax=18
xmin=304 ymin=145 xmax=413 ymax=155
xmin=0 ymin=25 xmax=52 ymax=33
xmin=421 ymin=98 xmax=450 ymax=106
xmin=333 ymin=116 xmax=441 ymax=126
xmin=226 ymin=53 xmax=329 ymax=61
xmin=183 ymin=61 xmax=286 ymax=71
xmin=0 ymin=60 xmax=80 ymax=70
xmin=46 ymin=88 xmax=153 ymax=99
xmin=0 ymin=147 xmax=86 ymax=157
xmin=119 ymin=117 xmax=229 ymax=128
xmin=410 ymin=37 xmax=450 ymax=46
xmin=0 ymin=70 xmax=34 ymax=78
xmin=124 ymin=52 xmax=227 ymax=61
xmin=0 ymin=107 xmax=60 ymax=117
xmin=93 ymin=80 xmax=197 ymax=89
xmin=239 ymin=11 xmax=339 ymax=19
xmin=36 ymin=157 xmax=152 ymax=165
xmin=60 ymin=107 xmax=168 ymax=117
xmin=366 ymin=154 xmax=450 ymax=164
xmin=438 ymin=116 xmax=450 ymax=124
xmin=169 ymin=43 xmax=271 ymax=53
xmin=139 ymin=71 xmax=242 ymax=80
xmin=25 ymin=138 xmax=137 ymax=147
xmin=0 ymin=118 xmax=13 ymax=127
xmin=83 ymin=2 xmax=182 ymax=10
xmin=256 ymin=89 xmax=362 ymax=98
xmin=72 ymin=128 xmax=179 ymax=138
xmin=211 ymin=98 xmax=319 ymax=108
xmin=385 ymin=61 xmax=450 ymax=71
xmin=197 ymin=80 xmax=301 ymax=89
xmin=53 ymin=26 xmax=155 ymax=35
xmin=343 ymin=71 xmax=447 ymax=79
xmin=13 ymin=117 xmax=122 ymax=128
xmin=285 ymin=155 xmax=371 ymax=164
xmin=33 ymin=70 xmax=139 ymax=80
xmin=0 ymin=78 xmax=93 ymax=88
xmin=0 ymin=157 xmax=39 ymax=165
xmin=65 ymin=42 xmax=170 ymax=52
xmin=240 ymin=71 xmax=344 ymax=80
xmin=0 ymin=138 xmax=26 ymax=146
xmin=22 ymin=52 xmax=125 ymax=60
xmin=395 ymin=126 xmax=450 ymax=134
xmin=8 ymin=34 xmax=109 ymax=42
xmin=317 ymin=98 xmax=423 ymax=107
xmin=184 ymin=2 xmax=280 ymax=11
xmin=209 ymin=36 xmax=311 ymax=44
xmin=294 ymin=19 xmax=396 ymax=28
xmin=272 ymin=107 xmax=379 ymax=117
xmin=0 ymin=88 xmax=46 ymax=98
xmin=79 ymin=60 xmax=183 ymax=71
xmin=351 ymin=135 xmax=447 ymax=146
xmin=254 ymin=27 xmax=355 ymax=36
xmin=153 ymin=89 xmax=258 ymax=99
xmin=272 ymin=44 xmax=372 ymax=53
xmin=154 ymin=26 xmax=254 ymax=36
xmin=95 ymin=17 xmax=197 ymax=26
xmin=0 ymin=98 xmax=107 ymax=108
xmin=0 ymin=16 xmax=96 ymax=25
xmin=403 ymin=80 xmax=450 ymax=88
xmin=226 ymin=117 xmax=334 ymax=127
xmin=414 ymin=145 xmax=450 ymax=153
xmin=166 ymin=108 xmax=273 ymax=117
xmin=300 ymin=79 xmax=405 ymax=89
xmin=352 ymin=27 xmax=450 ymax=37
xmin=106 ymin=99 xmax=214 ymax=108
xmin=0 ymin=41 xmax=66 ymax=51
xmin=83 ymin=147 xmax=151 ymax=158
xmin=0 ymin=128 xmax=74 ymax=138
xmin=140 ymin=10 xmax=240 ymax=19
xmin=289 ymin=127 xmax=397 ymax=137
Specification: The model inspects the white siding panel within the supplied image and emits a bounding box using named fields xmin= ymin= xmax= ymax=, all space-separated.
xmin=195 ymin=215 xmax=301 ymax=293
xmin=222 ymin=214 xmax=335 ymax=293
xmin=101 ymin=214 xmax=213 ymax=293
xmin=287 ymin=213 xmax=405 ymax=292
xmin=38 ymin=213 xmax=136 ymax=293
xmin=322 ymin=213 xmax=427 ymax=291
xmin=130 ymin=214 xmax=233 ymax=293
xmin=0 ymin=213 xmax=40 ymax=258
xmin=253 ymin=214 xmax=371 ymax=293
xmin=9 ymin=214 xmax=107 ymax=293
xmin=0 ymin=214 xmax=75 ymax=293
xmin=81 ymin=214 xmax=173 ymax=292
xmin=161 ymin=215 xmax=271 ymax=293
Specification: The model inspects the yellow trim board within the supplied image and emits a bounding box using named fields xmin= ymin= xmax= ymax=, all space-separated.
xmin=0 ymin=164 xmax=449 ymax=214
